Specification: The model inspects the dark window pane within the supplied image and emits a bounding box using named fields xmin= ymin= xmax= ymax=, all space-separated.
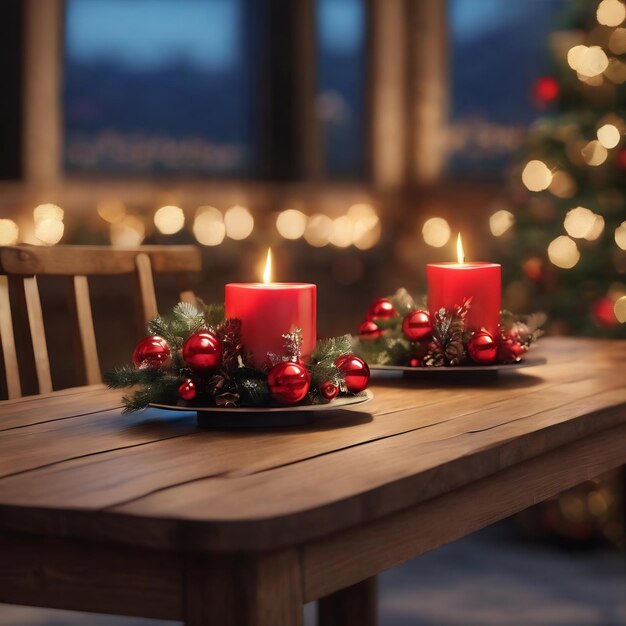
xmin=449 ymin=0 xmax=564 ymax=173
xmin=316 ymin=0 xmax=366 ymax=178
xmin=64 ymin=0 xmax=257 ymax=176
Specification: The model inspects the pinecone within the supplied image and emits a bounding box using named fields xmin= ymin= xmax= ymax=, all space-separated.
xmin=207 ymin=370 xmax=234 ymax=396
xmin=445 ymin=339 xmax=465 ymax=365
xmin=215 ymin=391 xmax=240 ymax=407
xmin=424 ymin=341 xmax=445 ymax=367
xmin=217 ymin=319 xmax=244 ymax=370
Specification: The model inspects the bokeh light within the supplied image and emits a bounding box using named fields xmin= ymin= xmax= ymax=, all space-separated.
xmin=33 ymin=203 xmax=64 ymax=224
xmin=97 ymin=199 xmax=126 ymax=223
xmin=193 ymin=206 xmax=225 ymax=246
xmin=567 ymin=45 xmax=588 ymax=71
xmin=615 ymin=221 xmax=626 ymax=249
xmin=575 ymin=46 xmax=610 ymax=77
xmin=597 ymin=124 xmax=621 ymax=149
xmin=422 ymin=217 xmax=451 ymax=247
xmin=329 ymin=216 xmax=353 ymax=248
xmin=110 ymin=215 xmax=145 ymax=248
xmin=521 ymin=160 xmax=553 ymax=191
xmin=154 ymin=205 xmax=185 ymax=235
xmin=597 ymin=0 xmax=626 ymax=27
xmin=614 ymin=295 xmax=626 ymax=323
xmin=304 ymin=213 xmax=333 ymax=247
xmin=584 ymin=214 xmax=605 ymax=241
xmin=34 ymin=218 xmax=64 ymax=246
xmin=224 ymin=205 xmax=254 ymax=240
xmin=581 ymin=140 xmax=608 ymax=165
xmin=276 ymin=209 xmax=307 ymax=240
xmin=353 ymin=217 xmax=381 ymax=250
xmin=609 ymin=27 xmax=626 ymax=54
xmin=548 ymin=235 xmax=580 ymax=269
xmin=0 ymin=219 xmax=19 ymax=245
xmin=549 ymin=170 xmax=577 ymax=198
xmin=564 ymin=206 xmax=597 ymax=238
xmin=489 ymin=210 xmax=515 ymax=237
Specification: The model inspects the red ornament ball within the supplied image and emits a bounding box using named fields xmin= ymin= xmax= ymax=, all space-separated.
xmin=336 ymin=354 xmax=370 ymax=393
xmin=498 ymin=333 xmax=526 ymax=364
xmin=178 ymin=378 xmax=196 ymax=401
xmin=182 ymin=331 xmax=222 ymax=372
xmin=320 ymin=381 xmax=339 ymax=401
xmin=268 ymin=361 xmax=311 ymax=405
xmin=409 ymin=357 xmax=422 ymax=368
xmin=533 ymin=76 xmax=560 ymax=104
xmin=359 ymin=320 xmax=382 ymax=339
xmin=132 ymin=336 xmax=170 ymax=369
xmin=467 ymin=331 xmax=498 ymax=364
xmin=402 ymin=310 xmax=433 ymax=341
xmin=367 ymin=298 xmax=397 ymax=320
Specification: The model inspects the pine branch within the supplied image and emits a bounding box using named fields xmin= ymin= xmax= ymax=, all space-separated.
xmin=390 ymin=288 xmax=417 ymax=316
xmin=204 ymin=304 xmax=225 ymax=329
xmin=119 ymin=375 xmax=180 ymax=413
xmin=104 ymin=365 xmax=166 ymax=388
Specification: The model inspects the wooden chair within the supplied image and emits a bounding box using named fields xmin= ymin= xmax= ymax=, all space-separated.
xmin=0 ymin=245 xmax=201 ymax=399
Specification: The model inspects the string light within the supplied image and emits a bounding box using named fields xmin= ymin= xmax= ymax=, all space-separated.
xmin=548 ymin=235 xmax=580 ymax=269
xmin=584 ymin=214 xmax=605 ymax=241
xmin=276 ymin=209 xmax=307 ymax=240
xmin=224 ymin=205 xmax=254 ymax=240
xmin=609 ymin=27 xmax=626 ymax=54
xmin=581 ymin=140 xmax=608 ymax=165
xmin=304 ymin=214 xmax=333 ymax=247
xmin=34 ymin=218 xmax=64 ymax=246
xmin=97 ymin=199 xmax=126 ymax=223
xmin=549 ymin=170 xmax=577 ymax=198
xmin=422 ymin=217 xmax=451 ymax=247
xmin=596 ymin=0 xmax=626 ymax=27
xmin=615 ymin=221 xmax=626 ymax=249
xmin=569 ymin=45 xmax=609 ymax=77
xmin=193 ymin=206 xmax=225 ymax=246
xmin=154 ymin=205 xmax=185 ymax=235
xmin=0 ymin=219 xmax=19 ymax=245
xmin=33 ymin=203 xmax=64 ymax=224
xmin=614 ymin=295 xmax=626 ymax=323
xmin=564 ymin=206 xmax=597 ymax=238
xmin=489 ymin=210 xmax=515 ymax=236
xmin=110 ymin=215 xmax=145 ymax=248
xmin=330 ymin=216 xmax=353 ymax=248
xmin=597 ymin=124 xmax=621 ymax=148
xmin=521 ymin=160 xmax=553 ymax=191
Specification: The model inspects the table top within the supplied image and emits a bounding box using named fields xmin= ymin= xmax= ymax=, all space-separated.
xmin=0 ymin=337 xmax=624 ymax=553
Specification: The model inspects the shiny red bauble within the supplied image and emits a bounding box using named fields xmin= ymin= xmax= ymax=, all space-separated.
xmin=132 ymin=336 xmax=170 ymax=369
xmin=320 ymin=380 xmax=339 ymax=401
xmin=408 ymin=357 xmax=422 ymax=368
xmin=402 ymin=310 xmax=433 ymax=342
xmin=497 ymin=334 xmax=526 ymax=364
xmin=467 ymin=331 xmax=498 ymax=364
xmin=367 ymin=298 xmax=397 ymax=320
xmin=178 ymin=378 xmax=197 ymax=401
xmin=335 ymin=354 xmax=370 ymax=393
xmin=182 ymin=331 xmax=222 ymax=372
xmin=267 ymin=361 xmax=311 ymax=404
xmin=359 ymin=320 xmax=382 ymax=339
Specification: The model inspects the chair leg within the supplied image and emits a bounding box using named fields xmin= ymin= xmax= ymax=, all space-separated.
xmin=185 ymin=549 xmax=304 ymax=626
xmin=317 ymin=576 xmax=377 ymax=626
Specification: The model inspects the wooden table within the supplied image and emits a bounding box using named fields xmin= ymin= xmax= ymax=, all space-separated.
xmin=0 ymin=337 xmax=624 ymax=625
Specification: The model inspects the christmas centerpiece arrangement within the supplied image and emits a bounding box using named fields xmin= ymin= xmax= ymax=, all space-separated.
xmin=354 ymin=289 xmax=544 ymax=368
xmin=105 ymin=301 xmax=371 ymax=415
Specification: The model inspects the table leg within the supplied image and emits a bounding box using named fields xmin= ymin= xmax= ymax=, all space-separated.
xmin=185 ymin=549 xmax=303 ymax=626
xmin=317 ymin=576 xmax=377 ymax=626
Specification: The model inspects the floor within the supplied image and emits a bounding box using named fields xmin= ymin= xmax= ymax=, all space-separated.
xmin=2 ymin=523 xmax=624 ymax=626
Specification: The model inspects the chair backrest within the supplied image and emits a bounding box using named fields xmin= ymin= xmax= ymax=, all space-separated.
xmin=0 ymin=245 xmax=201 ymax=399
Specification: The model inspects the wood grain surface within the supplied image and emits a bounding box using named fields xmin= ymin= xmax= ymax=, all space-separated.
xmin=0 ymin=338 xmax=624 ymax=555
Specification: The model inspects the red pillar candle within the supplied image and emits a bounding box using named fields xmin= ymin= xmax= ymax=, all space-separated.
xmin=427 ymin=235 xmax=501 ymax=336
xmin=225 ymin=250 xmax=316 ymax=367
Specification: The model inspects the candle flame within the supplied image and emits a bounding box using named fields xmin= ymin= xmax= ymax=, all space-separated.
xmin=262 ymin=248 xmax=272 ymax=284
xmin=456 ymin=233 xmax=465 ymax=264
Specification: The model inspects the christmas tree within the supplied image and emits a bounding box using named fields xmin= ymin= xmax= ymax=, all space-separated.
xmin=496 ymin=0 xmax=626 ymax=337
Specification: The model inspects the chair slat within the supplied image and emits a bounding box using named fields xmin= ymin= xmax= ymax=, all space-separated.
xmin=72 ymin=276 xmax=102 ymax=385
xmin=0 ymin=276 xmax=22 ymax=399
xmin=135 ymin=253 xmax=158 ymax=325
xmin=23 ymin=276 xmax=53 ymax=394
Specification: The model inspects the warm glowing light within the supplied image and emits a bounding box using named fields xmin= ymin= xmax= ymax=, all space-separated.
xmin=564 ymin=206 xmax=597 ymax=238
xmin=567 ymin=45 xmax=588 ymax=71
xmin=154 ymin=205 xmax=185 ymax=235
xmin=597 ymin=0 xmax=626 ymax=26
xmin=97 ymin=199 xmax=126 ymax=223
xmin=548 ymin=235 xmax=580 ymax=269
xmin=193 ymin=206 xmax=225 ymax=246
xmin=576 ymin=46 xmax=609 ymax=77
xmin=597 ymin=123 xmax=621 ymax=148
xmin=456 ymin=233 xmax=465 ymax=264
xmin=304 ymin=214 xmax=333 ymax=247
xmin=34 ymin=218 xmax=64 ymax=245
xmin=521 ymin=160 xmax=553 ymax=191
xmin=549 ymin=170 xmax=577 ymax=198
xmin=609 ymin=28 xmax=626 ymax=54
xmin=585 ymin=214 xmax=605 ymax=241
xmin=33 ymin=203 xmax=63 ymax=224
xmin=353 ymin=219 xmax=381 ymax=250
xmin=581 ymin=140 xmax=608 ymax=165
xmin=262 ymin=248 xmax=272 ymax=283
xmin=224 ymin=205 xmax=254 ymax=240
xmin=616 ymin=221 xmax=626 ymax=249
xmin=347 ymin=203 xmax=377 ymax=222
xmin=0 ymin=219 xmax=19 ymax=245
xmin=110 ymin=215 xmax=145 ymax=248
xmin=615 ymin=295 xmax=626 ymax=323
xmin=489 ymin=210 xmax=514 ymax=237
xmin=330 ymin=216 xmax=353 ymax=248
xmin=604 ymin=57 xmax=626 ymax=84
xmin=422 ymin=217 xmax=451 ymax=247
xmin=276 ymin=209 xmax=307 ymax=240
